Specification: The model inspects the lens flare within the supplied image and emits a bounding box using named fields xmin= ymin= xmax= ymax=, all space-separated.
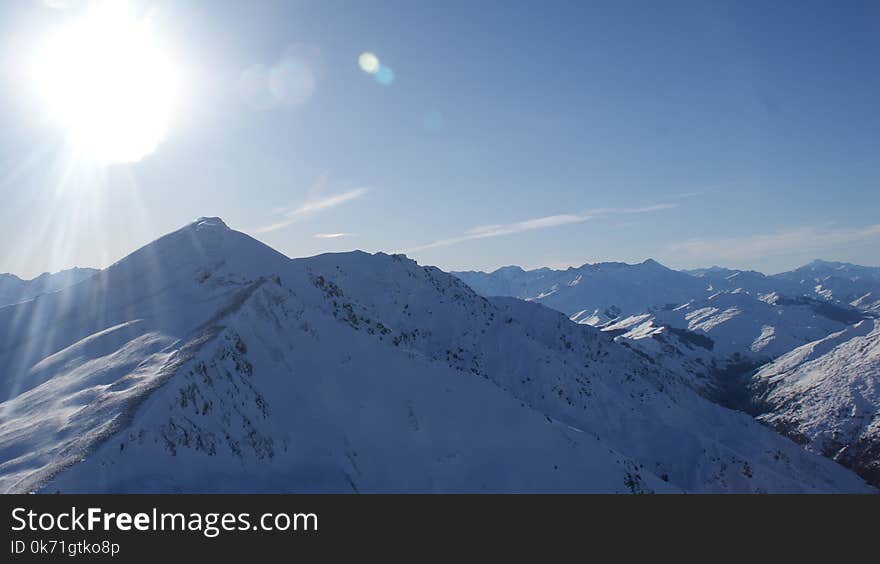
xmin=240 ymin=45 xmax=319 ymax=110
xmin=358 ymin=52 xmax=380 ymax=74
xmin=374 ymin=65 xmax=395 ymax=86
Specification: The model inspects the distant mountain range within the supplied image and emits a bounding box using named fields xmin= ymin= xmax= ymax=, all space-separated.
xmin=0 ymin=218 xmax=871 ymax=493
xmin=453 ymin=258 xmax=880 ymax=485
xmin=454 ymin=258 xmax=880 ymax=320
xmin=0 ymin=267 xmax=98 ymax=307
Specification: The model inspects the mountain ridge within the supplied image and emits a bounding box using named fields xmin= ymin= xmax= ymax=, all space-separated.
xmin=0 ymin=267 xmax=99 ymax=308
xmin=1 ymin=217 xmax=870 ymax=493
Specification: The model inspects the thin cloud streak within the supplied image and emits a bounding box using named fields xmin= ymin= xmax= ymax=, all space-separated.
xmin=625 ymin=203 xmax=678 ymax=213
xmin=401 ymin=213 xmax=592 ymax=253
xmin=402 ymin=203 xmax=677 ymax=253
xmin=255 ymin=187 xmax=368 ymax=234
xmin=314 ymin=232 xmax=353 ymax=239
xmin=582 ymin=203 xmax=678 ymax=215
xmin=296 ymin=188 xmax=368 ymax=214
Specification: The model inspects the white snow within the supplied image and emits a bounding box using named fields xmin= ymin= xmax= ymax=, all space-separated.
xmin=455 ymin=257 xmax=880 ymax=485
xmin=751 ymin=320 xmax=880 ymax=484
xmin=0 ymin=219 xmax=871 ymax=493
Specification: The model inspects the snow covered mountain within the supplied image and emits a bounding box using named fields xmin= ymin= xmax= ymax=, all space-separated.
xmin=685 ymin=266 xmax=790 ymax=296
xmin=0 ymin=218 xmax=870 ymax=493
xmin=455 ymin=260 xmax=709 ymax=327
xmin=750 ymin=319 xmax=880 ymax=486
xmin=600 ymin=290 xmax=862 ymax=397
xmin=773 ymin=260 xmax=880 ymax=315
xmin=455 ymin=261 xmax=870 ymax=390
xmin=686 ymin=260 xmax=880 ymax=315
xmin=453 ymin=259 xmax=879 ymax=485
xmin=456 ymin=259 xmax=880 ymax=321
xmin=0 ymin=267 xmax=98 ymax=307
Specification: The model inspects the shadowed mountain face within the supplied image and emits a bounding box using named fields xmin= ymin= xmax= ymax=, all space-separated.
xmin=0 ymin=218 xmax=871 ymax=493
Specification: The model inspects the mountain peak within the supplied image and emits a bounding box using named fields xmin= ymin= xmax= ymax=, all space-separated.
xmin=100 ymin=215 xmax=288 ymax=283
xmin=639 ymin=258 xmax=673 ymax=271
xmin=797 ymin=259 xmax=857 ymax=272
xmin=190 ymin=217 xmax=229 ymax=230
xmin=490 ymin=265 xmax=526 ymax=276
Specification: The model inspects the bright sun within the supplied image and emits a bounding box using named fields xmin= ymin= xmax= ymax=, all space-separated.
xmin=33 ymin=4 xmax=177 ymax=163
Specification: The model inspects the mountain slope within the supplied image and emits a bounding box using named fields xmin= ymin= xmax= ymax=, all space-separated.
xmin=0 ymin=219 xmax=871 ymax=493
xmin=599 ymin=289 xmax=866 ymax=399
xmin=750 ymin=320 xmax=880 ymax=486
xmin=455 ymin=259 xmax=879 ymax=485
xmin=454 ymin=261 xmax=869 ymax=400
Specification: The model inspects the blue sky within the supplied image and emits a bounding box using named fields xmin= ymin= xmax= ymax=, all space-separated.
xmin=1 ymin=0 xmax=878 ymax=278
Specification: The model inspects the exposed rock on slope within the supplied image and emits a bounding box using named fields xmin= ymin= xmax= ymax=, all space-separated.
xmin=750 ymin=320 xmax=880 ymax=486
xmin=0 ymin=219 xmax=871 ymax=493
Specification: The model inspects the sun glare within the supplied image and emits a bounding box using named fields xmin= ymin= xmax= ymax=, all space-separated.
xmin=33 ymin=4 xmax=178 ymax=163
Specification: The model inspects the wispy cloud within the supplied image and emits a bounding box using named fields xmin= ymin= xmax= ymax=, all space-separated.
xmin=579 ymin=203 xmax=678 ymax=215
xmin=664 ymin=224 xmax=880 ymax=263
xmin=294 ymin=188 xmax=368 ymax=216
xmin=401 ymin=203 xmax=676 ymax=253
xmin=314 ymin=232 xmax=353 ymax=239
xmin=255 ymin=173 xmax=368 ymax=234
xmin=623 ymin=203 xmax=678 ymax=213
xmin=401 ymin=213 xmax=592 ymax=253
xmin=667 ymin=189 xmax=716 ymax=200
xmin=468 ymin=214 xmax=590 ymax=237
